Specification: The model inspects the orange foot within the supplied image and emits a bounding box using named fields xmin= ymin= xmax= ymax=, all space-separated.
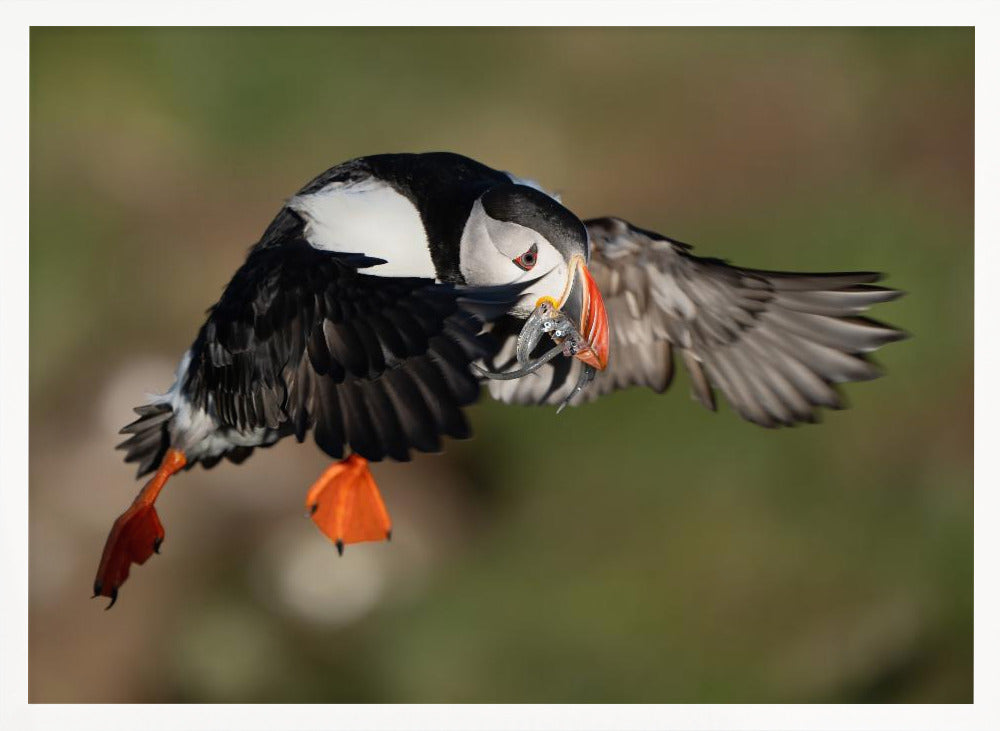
xmin=93 ymin=449 xmax=187 ymax=608
xmin=305 ymin=455 xmax=392 ymax=554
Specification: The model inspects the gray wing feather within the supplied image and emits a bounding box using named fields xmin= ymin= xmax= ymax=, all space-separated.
xmin=486 ymin=216 xmax=907 ymax=427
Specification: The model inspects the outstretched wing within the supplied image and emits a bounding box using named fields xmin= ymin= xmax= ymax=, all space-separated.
xmin=485 ymin=216 xmax=908 ymax=427
xmin=182 ymin=209 xmax=526 ymax=465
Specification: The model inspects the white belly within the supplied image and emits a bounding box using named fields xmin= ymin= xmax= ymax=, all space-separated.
xmin=289 ymin=177 xmax=437 ymax=279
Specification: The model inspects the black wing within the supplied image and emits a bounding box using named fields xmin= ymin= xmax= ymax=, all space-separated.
xmin=485 ymin=216 xmax=908 ymax=427
xmin=182 ymin=212 xmax=526 ymax=463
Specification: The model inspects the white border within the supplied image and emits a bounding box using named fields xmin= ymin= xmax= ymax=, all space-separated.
xmin=3 ymin=2 xmax=995 ymax=730
xmin=6 ymin=0 xmax=992 ymax=28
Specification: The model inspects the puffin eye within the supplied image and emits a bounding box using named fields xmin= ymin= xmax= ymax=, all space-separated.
xmin=513 ymin=243 xmax=539 ymax=271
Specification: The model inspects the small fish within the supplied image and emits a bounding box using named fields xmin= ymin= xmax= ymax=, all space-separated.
xmin=473 ymin=300 xmax=600 ymax=411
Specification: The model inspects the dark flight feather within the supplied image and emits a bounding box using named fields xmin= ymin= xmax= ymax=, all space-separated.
xmin=180 ymin=209 xmax=528 ymax=466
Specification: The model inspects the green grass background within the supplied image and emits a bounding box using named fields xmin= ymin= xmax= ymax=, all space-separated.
xmin=29 ymin=27 xmax=971 ymax=702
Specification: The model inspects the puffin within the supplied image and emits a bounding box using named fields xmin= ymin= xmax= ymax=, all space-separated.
xmin=95 ymin=151 xmax=908 ymax=607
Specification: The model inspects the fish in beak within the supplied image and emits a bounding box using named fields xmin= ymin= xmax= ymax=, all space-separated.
xmin=475 ymin=254 xmax=610 ymax=410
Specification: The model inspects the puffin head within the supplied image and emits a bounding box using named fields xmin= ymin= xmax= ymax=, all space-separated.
xmin=460 ymin=183 xmax=609 ymax=370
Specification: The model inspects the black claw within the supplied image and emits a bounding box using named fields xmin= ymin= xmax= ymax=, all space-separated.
xmin=93 ymin=580 xmax=102 ymax=597
xmin=105 ymin=587 xmax=118 ymax=610
xmin=153 ymin=537 xmax=163 ymax=554
xmin=309 ymin=504 xmax=318 ymax=516
xmin=335 ymin=539 xmax=344 ymax=556
xmin=385 ymin=530 xmax=392 ymax=542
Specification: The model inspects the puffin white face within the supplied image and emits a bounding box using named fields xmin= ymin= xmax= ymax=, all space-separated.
xmin=459 ymin=183 xmax=609 ymax=371
xmin=459 ymin=199 xmax=571 ymax=316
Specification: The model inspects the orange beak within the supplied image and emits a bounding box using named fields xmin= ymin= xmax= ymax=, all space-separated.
xmin=557 ymin=256 xmax=609 ymax=370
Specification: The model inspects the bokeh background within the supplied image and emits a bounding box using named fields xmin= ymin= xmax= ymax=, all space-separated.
xmin=29 ymin=27 xmax=972 ymax=703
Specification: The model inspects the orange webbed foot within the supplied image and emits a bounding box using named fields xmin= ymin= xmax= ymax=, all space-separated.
xmin=93 ymin=449 xmax=185 ymax=608
xmin=93 ymin=503 xmax=165 ymax=608
xmin=306 ymin=455 xmax=392 ymax=554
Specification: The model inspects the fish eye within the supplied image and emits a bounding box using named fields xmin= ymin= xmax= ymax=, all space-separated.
xmin=513 ymin=243 xmax=539 ymax=271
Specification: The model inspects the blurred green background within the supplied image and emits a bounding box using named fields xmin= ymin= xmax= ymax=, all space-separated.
xmin=29 ymin=28 xmax=971 ymax=703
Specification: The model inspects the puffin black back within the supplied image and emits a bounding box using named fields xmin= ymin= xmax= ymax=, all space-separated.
xmin=297 ymin=152 xmax=513 ymax=283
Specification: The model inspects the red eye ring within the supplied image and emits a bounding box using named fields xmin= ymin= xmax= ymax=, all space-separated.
xmin=513 ymin=243 xmax=539 ymax=271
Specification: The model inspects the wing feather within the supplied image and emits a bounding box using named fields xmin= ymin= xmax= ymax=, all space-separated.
xmin=486 ymin=216 xmax=906 ymax=427
xmin=184 ymin=211 xmax=527 ymax=464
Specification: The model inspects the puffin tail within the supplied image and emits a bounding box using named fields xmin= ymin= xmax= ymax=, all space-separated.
xmin=116 ymin=402 xmax=174 ymax=479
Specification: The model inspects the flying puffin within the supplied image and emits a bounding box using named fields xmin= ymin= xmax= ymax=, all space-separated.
xmin=95 ymin=151 xmax=907 ymax=607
